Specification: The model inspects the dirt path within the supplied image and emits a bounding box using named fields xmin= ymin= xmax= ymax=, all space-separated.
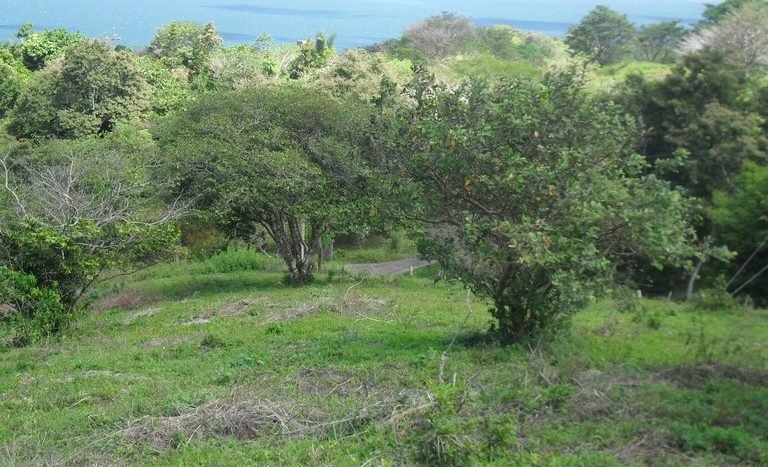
xmin=344 ymin=258 xmax=436 ymax=275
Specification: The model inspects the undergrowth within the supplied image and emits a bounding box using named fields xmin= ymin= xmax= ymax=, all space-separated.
xmin=0 ymin=258 xmax=766 ymax=465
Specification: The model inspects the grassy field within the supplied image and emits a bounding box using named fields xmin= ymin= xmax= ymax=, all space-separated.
xmin=1 ymin=250 xmax=767 ymax=465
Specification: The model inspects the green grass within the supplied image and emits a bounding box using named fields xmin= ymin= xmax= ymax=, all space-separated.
xmin=1 ymin=260 xmax=767 ymax=465
xmin=588 ymin=60 xmax=673 ymax=94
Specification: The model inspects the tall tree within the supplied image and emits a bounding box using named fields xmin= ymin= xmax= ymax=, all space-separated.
xmin=9 ymin=40 xmax=150 ymax=138
xmin=700 ymin=0 xmax=765 ymax=24
xmin=624 ymin=50 xmax=766 ymax=199
xmin=402 ymin=12 xmax=476 ymax=59
xmin=566 ymin=5 xmax=636 ymax=65
xmin=685 ymin=2 xmax=768 ymax=76
xmin=16 ymin=24 xmax=83 ymax=70
xmin=634 ymin=21 xmax=688 ymax=63
xmin=376 ymin=70 xmax=693 ymax=340
xmin=146 ymin=21 xmax=223 ymax=81
xmin=0 ymin=129 xmax=183 ymax=339
xmin=159 ymin=87 xmax=378 ymax=284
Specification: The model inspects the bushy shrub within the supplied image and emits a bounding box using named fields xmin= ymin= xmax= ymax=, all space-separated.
xmin=0 ymin=266 xmax=69 ymax=345
xmin=202 ymin=248 xmax=273 ymax=274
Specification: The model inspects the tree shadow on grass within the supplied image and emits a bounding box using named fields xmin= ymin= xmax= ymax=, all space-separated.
xmin=131 ymin=273 xmax=286 ymax=302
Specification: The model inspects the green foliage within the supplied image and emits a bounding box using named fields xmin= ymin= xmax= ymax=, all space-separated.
xmin=137 ymin=56 xmax=192 ymax=115
xmin=464 ymin=26 xmax=555 ymax=64
xmin=625 ymin=50 xmax=766 ymax=198
xmin=9 ymin=40 xmax=150 ymax=138
xmin=710 ymin=162 xmax=768 ymax=300
xmin=378 ymin=69 xmax=694 ymax=340
xmin=566 ymin=5 xmax=636 ymax=65
xmin=701 ymin=0 xmax=765 ymax=24
xmin=0 ymin=265 xmax=68 ymax=344
xmin=666 ymin=103 xmax=767 ymax=198
xmin=189 ymin=22 xmax=223 ymax=85
xmin=16 ymin=25 xmax=83 ymax=70
xmin=159 ymin=86 xmax=377 ymax=284
xmin=289 ymin=32 xmax=336 ymax=79
xmin=0 ymin=130 xmax=181 ymax=331
xmin=307 ymin=50 xmax=413 ymax=102
xmin=634 ymin=21 xmax=688 ymax=63
xmin=0 ymin=64 xmax=22 ymax=119
xmin=202 ymin=248 xmax=274 ymax=274
xmin=208 ymin=44 xmax=282 ymax=90
xmin=446 ymin=53 xmax=543 ymax=80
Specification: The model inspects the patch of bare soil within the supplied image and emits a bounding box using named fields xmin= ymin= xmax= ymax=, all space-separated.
xmin=140 ymin=338 xmax=189 ymax=349
xmin=122 ymin=307 xmax=161 ymax=325
xmin=261 ymin=303 xmax=322 ymax=325
xmin=196 ymin=298 xmax=265 ymax=319
xmin=658 ymin=364 xmax=768 ymax=388
xmin=332 ymin=292 xmax=389 ymax=317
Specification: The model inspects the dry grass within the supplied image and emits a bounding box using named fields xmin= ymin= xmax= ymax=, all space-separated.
xmin=196 ymin=298 xmax=265 ymax=319
xmin=261 ymin=303 xmax=322 ymax=325
xmin=121 ymin=307 xmax=161 ymax=326
xmin=289 ymin=368 xmax=374 ymax=398
xmin=139 ymin=338 xmax=189 ymax=349
xmin=118 ymin=389 xmax=435 ymax=451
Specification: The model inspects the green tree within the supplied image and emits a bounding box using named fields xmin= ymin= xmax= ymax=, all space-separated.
xmin=566 ymin=5 xmax=636 ymax=65
xmin=0 ymin=64 xmax=22 ymax=118
xmin=710 ymin=162 xmax=768 ymax=301
xmin=9 ymin=40 xmax=150 ymax=138
xmin=624 ymin=50 xmax=766 ymax=198
xmin=634 ymin=21 xmax=688 ymax=63
xmin=289 ymin=32 xmax=336 ymax=79
xmin=700 ymin=0 xmax=765 ymax=24
xmin=16 ymin=25 xmax=83 ymax=70
xmin=208 ymin=44 xmax=282 ymax=90
xmin=665 ymin=104 xmax=767 ymax=198
xmin=137 ymin=56 xmax=193 ymax=115
xmin=146 ymin=21 xmax=223 ymax=82
xmin=159 ymin=86 xmax=377 ymax=284
xmin=376 ymin=70 xmax=693 ymax=340
xmin=0 ymin=129 xmax=183 ymax=339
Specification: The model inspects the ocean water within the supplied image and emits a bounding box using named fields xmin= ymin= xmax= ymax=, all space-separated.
xmin=0 ymin=0 xmax=708 ymax=50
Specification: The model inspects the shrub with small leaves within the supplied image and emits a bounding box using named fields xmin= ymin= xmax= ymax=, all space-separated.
xmin=0 ymin=266 xmax=69 ymax=345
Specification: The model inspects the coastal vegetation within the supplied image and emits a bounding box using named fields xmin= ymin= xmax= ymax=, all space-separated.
xmin=1 ymin=1 xmax=767 ymax=464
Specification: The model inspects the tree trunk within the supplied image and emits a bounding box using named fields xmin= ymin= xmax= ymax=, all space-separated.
xmin=686 ymin=258 xmax=706 ymax=301
xmin=265 ymin=212 xmax=324 ymax=284
xmin=322 ymin=238 xmax=334 ymax=261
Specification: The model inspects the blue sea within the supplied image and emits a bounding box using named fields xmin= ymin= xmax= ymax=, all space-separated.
xmin=0 ymin=0 xmax=709 ymax=50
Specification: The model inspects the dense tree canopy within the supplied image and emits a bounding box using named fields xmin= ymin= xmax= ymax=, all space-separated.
xmin=8 ymin=40 xmax=150 ymax=138
xmin=685 ymin=2 xmax=768 ymax=76
xmin=376 ymin=69 xmax=694 ymax=340
xmin=159 ymin=86 xmax=378 ymax=284
xmin=402 ymin=12 xmax=476 ymax=59
xmin=0 ymin=128 xmax=182 ymax=339
xmin=634 ymin=21 xmax=688 ymax=63
xmin=15 ymin=24 xmax=83 ymax=71
xmin=566 ymin=6 xmax=635 ymax=65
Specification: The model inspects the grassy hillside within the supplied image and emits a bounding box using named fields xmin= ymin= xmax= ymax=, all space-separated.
xmin=1 ymin=251 xmax=767 ymax=465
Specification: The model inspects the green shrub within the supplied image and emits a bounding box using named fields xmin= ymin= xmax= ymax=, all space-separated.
xmin=201 ymin=248 xmax=272 ymax=274
xmin=689 ymin=279 xmax=741 ymax=312
xmin=0 ymin=266 xmax=70 ymax=345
